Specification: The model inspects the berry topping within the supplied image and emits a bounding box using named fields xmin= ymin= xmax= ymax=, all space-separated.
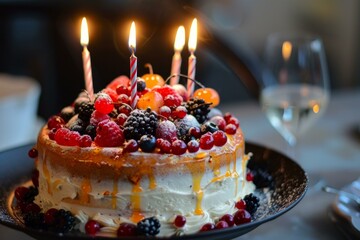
xmin=95 ymin=120 xmax=124 ymax=147
xmin=213 ymin=130 xmax=228 ymax=146
xmin=171 ymin=139 xmax=187 ymax=155
xmin=137 ymin=78 xmax=147 ymax=92
xmin=174 ymin=115 xmax=200 ymax=139
xmin=201 ymin=121 xmax=219 ymax=134
xmin=187 ymin=139 xmax=200 ymax=153
xmin=117 ymin=104 xmax=132 ymax=116
xmin=244 ymin=193 xmax=260 ymax=215
xmin=173 ymin=105 xmax=187 ymax=119
xmin=200 ymin=223 xmax=215 ymax=232
xmin=225 ymin=124 xmax=237 ymax=135
xmin=85 ymin=220 xmax=101 ymax=235
xmin=228 ymin=116 xmax=240 ymax=128
xmin=153 ymin=85 xmax=176 ymax=98
xmin=117 ymin=94 xmax=130 ymax=105
xmin=28 ymin=148 xmax=38 ymax=158
xmin=115 ymin=113 xmax=128 ymax=127
xmin=233 ymin=209 xmax=251 ymax=225
xmin=139 ymin=135 xmax=156 ymax=152
xmin=223 ymin=112 xmax=232 ymax=123
xmin=235 ymin=199 xmax=246 ymax=210
xmin=54 ymin=128 xmax=80 ymax=146
xmin=189 ymin=126 xmax=201 ymax=138
xmin=102 ymin=88 xmax=118 ymax=102
xmin=95 ymin=93 xmax=114 ymax=114
xmin=164 ymin=94 xmax=182 ymax=109
xmin=123 ymin=139 xmax=139 ymax=153
xmin=78 ymin=102 xmax=95 ymax=122
xmin=159 ymin=106 xmax=171 ymax=119
xmin=174 ymin=215 xmax=186 ymax=228
xmin=47 ymin=115 xmax=65 ymax=130
xmin=219 ymin=214 xmax=234 ymax=227
xmin=90 ymin=110 xmax=110 ymax=126
xmin=156 ymin=138 xmax=172 ymax=153
xmin=53 ymin=209 xmax=76 ymax=232
xmin=250 ymin=168 xmax=274 ymax=189
xmin=246 ymin=171 xmax=254 ymax=181
xmin=209 ymin=116 xmax=226 ymax=131
xmin=117 ymin=222 xmax=138 ymax=237
xmin=124 ymin=109 xmax=158 ymax=141
xmin=137 ymin=216 xmax=161 ymax=236
xmin=199 ymin=132 xmax=214 ymax=150
xmin=184 ymin=98 xmax=211 ymax=124
xmin=215 ymin=220 xmax=229 ymax=229
xmin=116 ymin=85 xmax=130 ymax=96
xmin=155 ymin=120 xmax=177 ymax=142
xmin=171 ymin=84 xmax=187 ymax=101
xmin=44 ymin=208 xmax=58 ymax=226
xmin=48 ymin=128 xmax=57 ymax=140
xmin=79 ymin=135 xmax=92 ymax=147
xmin=85 ymin=124 xmax=97 ymax=140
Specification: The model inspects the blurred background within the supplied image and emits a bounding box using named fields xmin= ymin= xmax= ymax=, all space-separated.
xmin=0 ymin=0 xmax=359 ymax=150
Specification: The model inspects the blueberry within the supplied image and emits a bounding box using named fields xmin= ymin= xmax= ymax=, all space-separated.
xmin=201 ymin=121 xmax=219 ymax=134
xmin=137 ymin=78 xmax=146 ymax=92
xmin=139 ymin=135 xmax=156 ymax=152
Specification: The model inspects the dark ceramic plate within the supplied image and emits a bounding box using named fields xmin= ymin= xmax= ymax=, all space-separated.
xmin=0 ymin=142 xmax=307 ymax=240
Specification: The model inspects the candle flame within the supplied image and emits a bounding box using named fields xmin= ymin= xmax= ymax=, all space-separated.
xmin=129 ymin=21 xmax=136 ymax=51
xmin=80 ymin=17 xmax=89 ymax=46
xmin=174 ymin=26 xmax=185 ymax=52
xmin=282 ymin=41 xmax=292 ymax=61
xmin=188 ymin=18 xmax=197 ymax=52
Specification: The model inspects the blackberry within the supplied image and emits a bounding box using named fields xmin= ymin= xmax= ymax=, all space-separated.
xmin=123 ymin=108 xmax=158 ymax=140
xmin=69 ymin=118 xmax=86 ymax=135
xmin=137 ymin=216 xmax=161 ymax=236
xmin=244 ymin=193 xmax=260 ymax=215
xmin=60 ymin=106 xmax=75 ymax=123
xmin=23 ymin=186 xmax=38 ymax=203
xmin=85 ymin=124 xmax=97 ymax=140
xmin=78 ymin=102 xmax=95 ymax=122
xmin=24 ymin=212 xmax=45 ymax=229
xmin=53 ymin=209 xmax=76 ymax=233
xmin=252 ymin=168 xmax=274 ymax=189
xmin=184 ymin=98 xmax=211 ymax=124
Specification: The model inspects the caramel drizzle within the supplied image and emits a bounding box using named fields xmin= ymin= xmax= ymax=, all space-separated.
xmin=111 ymin=176 xmax=118 ymax=209
xmin=130 ymin=179 xmax=144 ymax=223
xmin=192 ymin=172 xmax=204 ymax=215
xmin=80 ymin=178 xmax=92 ymax=204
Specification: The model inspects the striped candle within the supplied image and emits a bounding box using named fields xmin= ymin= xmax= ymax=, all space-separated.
xmin=187 ymin=18 xmax=197 ymax=98
xmin=80 ymin=17 xmax=94 ymax=101
xmin=128 ymin=21 xmax=137 ymax=109
xmin=170 ymin=26 xmax=185 ymax=86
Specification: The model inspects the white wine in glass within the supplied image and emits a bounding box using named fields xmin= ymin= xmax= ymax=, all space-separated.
xmin=261 ymin=34 xmax=330 ymax=147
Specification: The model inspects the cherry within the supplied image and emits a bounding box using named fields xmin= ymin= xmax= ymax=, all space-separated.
xmin=199 ymin=132 xmax=214 ymax=150
xmin=174 ymin=215 xmax=186 ymax=228
xmin=164 ymin=94 xmax=182 ymax=108
xmin=173 ymin=106 xmax=187 ymax=119
xmin=116 ymin=113 xmax=128 ymax=126
xmin=117 ymin=94 xmax=130 ymax=105
xmin=116 ymin=85 xmax=130 ymax=96
xmin=14 ymin=186 xmax=29 ymax=202
xmin=95 ymin=93 xmax=114 ymax=114
xmin=200 ymin=223 xmax=215 ymax=232
xmin=233 ymin=209 xmax=251 ymax=225
xmin=44 ymin=208 xmax=58 ymax=225
xmin=117 ymin=222 xmax=137 ymax=236
xmin=157 ymin=138 xmax=172 ymax=153
xmin=123 ymin=139 xmax=139 ymax=153
xmin=215 ymin=220 xmax=229 ymax=229
xmin=47 ymin=115 xmax=65 ymax=130
xmin=159 ymin=106 xmax=172 ymax=119
xmin=189 ymin=126 xmax=201 ymax=139
xmin=85 ymin=220 xmax=101 ymax=235
xmin=235 ymin=199 xmax=246 ymax=210
xmin=172 ymin=139 xmax=187 ymax=155
xmin=187 ymin=140 xmax=200 ymax=153
xmin=219 ymin=214 xmax=234 ymax=227
xmin=213 ymin=130 xmax=227 ymax=146
xmin=225 ymin=124 xmax=237 ymax=135
xmin=193 ymin=88 xmax=220 ymax=107
xmin=228 ymin=117 xmax=240 ymax=128
xmin=48 ymin=128 xmax=57 ymax=140
xmin=28 ymin=148 xmax=38 ymax=158
xmin=223 ymin=112 xmax=232 ymax=123
xmin=118 ymin=104 xmax=132 ymax=116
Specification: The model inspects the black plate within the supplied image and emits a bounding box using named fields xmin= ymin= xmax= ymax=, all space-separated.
xmin=0 ymin=142 xmax=308 ymax=240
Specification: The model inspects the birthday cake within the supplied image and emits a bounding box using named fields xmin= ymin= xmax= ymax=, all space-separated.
xmin=15 ymin=73 xmax=261 ymax=237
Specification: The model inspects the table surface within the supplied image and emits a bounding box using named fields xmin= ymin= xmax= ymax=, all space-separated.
xmin=1 ymin=89 xmax=359 ymax=239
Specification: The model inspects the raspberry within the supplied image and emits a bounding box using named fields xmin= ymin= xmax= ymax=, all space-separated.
xmin=95 ymin=120 xmax=124 ymax=147
xmin=47 ymin=115 xmax=65 ymax=130
xmin=85 ymin=220 xmax=101 ymax=235
xmin=68 ymin=131 xmax=81 ymax=146
xmin=90 ymin=110 xmax=110 ymax=126
xmin=79 ymin=135 xmax=92 ymax=147
xmin=55 ymin=128 xmax=80 ymax=146
xmin=164 ymin=94 xmax=182 ymax=108
xmin=153 ymin=85 xmax=177 ymax=98
xmin=94 ymin=93 xmax=114 ymax=114
xmin=123 ymin=139 xmax=139 ymax=153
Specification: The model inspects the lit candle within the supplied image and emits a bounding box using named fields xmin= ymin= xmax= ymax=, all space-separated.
xmin=187 ymin=18 xmax=197 ymax=98
xmin=80 ymin=17 xmax=94 ymax=101
xmin=128 ymin=21 xmax=137 ymax=109
xmin=170 ymin=26 xmax=185 ymax=86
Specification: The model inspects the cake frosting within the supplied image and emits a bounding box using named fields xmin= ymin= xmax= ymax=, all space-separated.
xmin=28 ymin=75 xmax=257 ymax=237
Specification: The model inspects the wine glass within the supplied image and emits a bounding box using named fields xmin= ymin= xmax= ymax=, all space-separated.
xmin=260 ymin=33 xmax=330 ymax=149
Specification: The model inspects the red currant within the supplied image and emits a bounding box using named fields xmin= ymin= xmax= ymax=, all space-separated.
xmin=48 ymin=128 xmax=57 ymax=140
xmin=95 ymin=93 xmax=114 ymax=114
xmin=44 ymin=208 xmax=58 ymax=225
xmin=117 ymin=94 xmax=130 ymax=105
xmin=173 ymin=106 xmax=187 ymax=119
xmin=164 ymin=94 xmax=182 ymax=108
xmin=171 ymin=139 xmax=187 ymax=155
xmin=117 ymin=222 xmax=137 ymax=236
xmin=174 ymin=215 xmax=186 ymax=228
xmin=118 ymin=104 xmax=132 ymax=116
xmin=79 ymin=135 xmax=92 ymax=147
xmin=28 ymin=148 xmax=38 ymax=158
xmin=215 ymin=220 xmax=229 ymax=229
xmin=116 ymin=85 xmax=130 ymax=96
xmin=209 ymin=116 xmax=226 ymax=131
xmin=219 ymin=214 xmax=234 ymax=227
xmin=225 ymin=124 xmax=237 ymax=135
xmin=159 ymin=106 xmax=172 ymax=119
xmin=158 ymin=139 xmax=172 ymax=153
xmin=47 ymin=115 xmax=65 ymax=130
xmin=85 ymin=220 xmax=101 ymax=235
xmin=189 ymin=127 xmax=201 ymax=139
xmin=187 ymin=140 xmax=199 ymax=153
xmin=228 ymin=117 xmax=239 ymax=128
xmin=233 ymin=209 xmax=251 ymax=225
xmin=213 ymin=130 xmax=227 ymax=146
xmin=199 ymin=133 xmax=214 ymax=150
xmin=223 ymin=112 xmax=232 ymax=123
xmin=123 ymin=139 xmax=139 ymax=153
xmin=200 ymin=223 xmax=215 ymax=232
xmin=235 ymin=199 xmax=246 ymax=210
xmin=116 ymin=113 xmax=128 ymax=126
